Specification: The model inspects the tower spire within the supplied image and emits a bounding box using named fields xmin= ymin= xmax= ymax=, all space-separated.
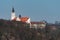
xmin=11 ymin=7 xmax=16 ymax=20
xmin=12 ymin=7 xmax=15 ymax=12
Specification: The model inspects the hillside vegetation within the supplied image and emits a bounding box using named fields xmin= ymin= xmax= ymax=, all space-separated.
xmin=0 ymin=19 xmax=60 ymax=40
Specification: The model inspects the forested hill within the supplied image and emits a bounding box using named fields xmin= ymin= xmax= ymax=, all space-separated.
xmin=0 ymin=19 xmax=60 ymax=40
xmin=0 ymin=19 xmax=41 ymax=40
xmin=0 ymin=19 xmax=30 ymax=40
xmin=0 ymin=19 xmax=27 ymax=33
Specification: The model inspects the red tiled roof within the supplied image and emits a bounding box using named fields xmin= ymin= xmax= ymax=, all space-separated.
xmin=12 ymin=17 xmax=29 ymax=22
xmin=20 ymin=17 xmax=29 ymax=22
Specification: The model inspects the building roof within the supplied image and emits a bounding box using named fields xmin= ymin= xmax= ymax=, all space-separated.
xmin=20 ymin=17 xmax=29 ymax=22
xmin=12 ymin=17 xmax=29 ymax=23
xmin=31 ymin=21 xmax=46 ymax=24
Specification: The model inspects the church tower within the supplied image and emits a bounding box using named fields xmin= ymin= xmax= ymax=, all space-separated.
xmin=11 ymin=7 xmax=16 ymax=20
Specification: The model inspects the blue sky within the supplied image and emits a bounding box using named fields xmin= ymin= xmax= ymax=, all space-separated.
xmin=0 ymin=0 xmax=60 ymax=23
